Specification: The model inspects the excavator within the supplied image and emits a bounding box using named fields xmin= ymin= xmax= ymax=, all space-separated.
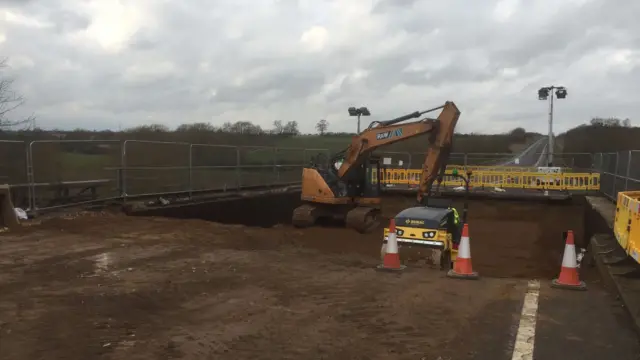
xmin=291 ymin=101 xmax=461 ymax=233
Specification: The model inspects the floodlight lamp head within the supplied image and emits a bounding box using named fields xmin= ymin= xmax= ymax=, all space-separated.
xmin=538 ymin=88 xmax=549 ymax=100
xmin=359 ymin=107 xmax=371 ymax=116
xmin=555 ymin=88 xmax=567 ymax=99
xmin=348 ymin=107 xmax=358 ymax=116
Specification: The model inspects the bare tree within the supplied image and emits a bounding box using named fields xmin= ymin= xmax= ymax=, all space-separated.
xmin=176 ymin=122 xmax=217 ymax=132
xmin=125 ymin=123 xmax=171 ymax=133
xmin=316 ymin=119 xmax=329 ymax=135
xmin=221 ymin=121 xmax=263 ymax=134
xmin=273 ymin=120 xmax=284 ymax=134
xmin=283 ymin=120 xmax=299 ymax=135
xmin=0 ymin=57 xmax=35 ymax=129
xmin=590 ymin=117 xmax=627 ymax=127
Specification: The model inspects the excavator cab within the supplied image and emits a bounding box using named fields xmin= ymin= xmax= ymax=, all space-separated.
xmin=349 ymin=155 xmax=382 ymax=199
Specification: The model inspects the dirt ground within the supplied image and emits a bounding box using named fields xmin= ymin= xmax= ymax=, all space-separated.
xmin=0 ymin=196 xmax=583 ymax=359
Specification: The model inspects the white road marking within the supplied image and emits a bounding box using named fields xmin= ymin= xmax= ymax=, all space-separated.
xmin=511 ymin=279 xmax=541 ymax=360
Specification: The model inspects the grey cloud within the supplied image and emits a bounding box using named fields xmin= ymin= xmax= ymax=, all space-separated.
xmin=0 ymin=0 xmax=639 ymax=133
xmin=0 ymin=0 xmax=35 ymax=5
xmin=49 ymin=9 xmax=90 ymax=33
xmin=214 ymin=68 xmax=326 ymax=104
xmin=372 ymin=0 xmax=423 ymax=13
xmin=128 ymin=30 xmax=159 ymax=51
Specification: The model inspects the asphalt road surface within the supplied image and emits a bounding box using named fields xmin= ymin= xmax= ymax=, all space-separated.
xmin=501 ymin=137 xmax=549 ymax=167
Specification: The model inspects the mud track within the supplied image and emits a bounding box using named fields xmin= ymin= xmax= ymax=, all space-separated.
xmin=0 ymin=195 xmax=583 ymax=359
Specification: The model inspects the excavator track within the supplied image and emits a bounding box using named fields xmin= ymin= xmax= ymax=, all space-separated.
xmin=346 ymin=206 xmax=381 ymax=234
xmin=292 ymin=204 xmax=318 ymax=228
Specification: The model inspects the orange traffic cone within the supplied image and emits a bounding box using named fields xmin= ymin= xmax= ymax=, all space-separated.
xmin=447 ymin=223 xmax=479 ymax=280
xmin=552 ymin=230 xmax=586 ymax=290
xmin=377 ymin=219 xmax=406 ymax=272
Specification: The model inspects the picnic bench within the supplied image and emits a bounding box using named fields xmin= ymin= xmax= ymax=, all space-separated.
xmin=9 ymin=179 xmax=113 ymax=208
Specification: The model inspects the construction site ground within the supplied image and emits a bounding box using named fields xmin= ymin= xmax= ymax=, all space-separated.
xmin=1 ymin=196 xmax=639 ymax=360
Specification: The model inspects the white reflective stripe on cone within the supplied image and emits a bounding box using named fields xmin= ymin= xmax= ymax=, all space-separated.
xmin=458 ymin=236 xmax=471 ymax=258
xmin=562 ymin=244 xmax=577 ymax=268
xmin=386 ymin=232 xmax=399 ymax=254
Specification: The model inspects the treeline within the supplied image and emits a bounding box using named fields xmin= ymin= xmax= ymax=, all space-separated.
xmin=557 ymin=117 xmax=639 ymax=170
xmin=0 ymin=120 xmax=538 ymax=152
xmin=559 ymin=117 xmax=639 ymax=154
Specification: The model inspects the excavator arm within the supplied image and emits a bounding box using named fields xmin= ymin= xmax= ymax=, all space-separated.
xmin=416 ymin=101 xmax=460 ymax=203
xmin=336 ymin=101 xmax=461 ymax=201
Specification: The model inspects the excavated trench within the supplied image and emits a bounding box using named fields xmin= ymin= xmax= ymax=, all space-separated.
xmin=129 ymin=191 xmax=592 ymax=279
xmin=128 ymin=191 xmax=303 ymax=227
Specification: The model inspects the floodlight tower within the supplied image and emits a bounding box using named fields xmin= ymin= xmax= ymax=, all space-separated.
xmin=347 ymin=106 xmax=371 ymax=134
xmin=537 ymin=86 xmax=567 ymax=166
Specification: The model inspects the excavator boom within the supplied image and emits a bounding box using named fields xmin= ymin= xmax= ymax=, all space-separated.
xmin=337 ymin=101 xmax=460 ymax=196
xmin=417 ymin=101 xmax=461 ymax=203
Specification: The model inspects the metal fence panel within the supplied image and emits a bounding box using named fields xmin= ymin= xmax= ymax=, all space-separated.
xmin=0 ymin=140 xmax=27 ymax=185
xmin=593 ymin=151 xmax=640 ymax=201
xmin=302 ymin=148 xmax=331 ymax=165
xmin=535 ymin=152 xmax=593 ymax=171
xmin=465 ymin=153 xmax=514 ymax=166
xmin=29 ymin=140 xmax=122 ymax=211
xmin=376 ymin=151 xmax=411 ymax=168
xmin=0 ymin=140 xmax=28 ymax=208
xmin=239 ymin=146 xmax=276 ymax=187
xmin=122 ymin=140 xmax=190 ymax=197
xmin=448 ymin=153 xmax=467 ymax=166
xmin=275 ymin=147 xmax=305 ymax=184
xmin=629 ymin=151 xmax=640 ymax=180
xmin=190 ymin=144 xmax=239 ymax=193
xmin=593 ymin=153 xmax=603 ymax=171
xmin=408 ymin=152 xmax=465 ymax=168
xmin=15 ymin=137 xmax=640 ymax=210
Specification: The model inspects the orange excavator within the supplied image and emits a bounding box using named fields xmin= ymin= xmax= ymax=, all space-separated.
xmin=292 ymin=101 xmax=461 ymax=233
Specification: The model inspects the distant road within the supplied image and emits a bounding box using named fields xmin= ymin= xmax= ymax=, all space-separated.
xmin=500 ymin=137 xmax=549 ymax=167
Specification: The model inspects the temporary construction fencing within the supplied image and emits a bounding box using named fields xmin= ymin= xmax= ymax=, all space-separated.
xmin=594 ymin=151 xmax=640 ymax=201
xmin=0 ymin=138 xmax=636 ymax=212
xmin=7 ymin=140 xmax=335 ymax=212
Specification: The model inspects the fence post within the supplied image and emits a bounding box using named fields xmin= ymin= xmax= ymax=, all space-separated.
xmin=27 ymin=142 xmax=35 ymax=211
xmin=30 ymin=142 xmax=41 ymax=212
xmin=274 ymin=147 xmax=278 ymax=185
xmin=188 ymin=145 xmax=193 ymax=199
xmin=464 ymin=153 xmax=468 ymax=166
xmin=625 ymin=150 xmax=632 ymax=193
xmin=121 ymin=140 xmax=128 ymax=201
xmin=613 ymin=152 xmax=619 ymax=200
xmin=236 ymin=147 xmax=241 ymax=190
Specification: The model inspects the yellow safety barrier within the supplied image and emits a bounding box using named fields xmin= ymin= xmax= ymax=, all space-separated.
xmin=376 ymin=169 xmax=601 ymax=191
xmin=614 ymin=191 xmax=640 ymax=264
xmin=444 ymin=165 xmax=572 ymax=173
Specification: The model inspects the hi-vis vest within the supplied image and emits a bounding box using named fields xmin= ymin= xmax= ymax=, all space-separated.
xmin=450 ymin=207 xmax=460 ymax=225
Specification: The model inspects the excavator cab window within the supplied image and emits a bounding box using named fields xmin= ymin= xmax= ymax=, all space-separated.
xmin=363 ymin=157 xmax=381 ymax=198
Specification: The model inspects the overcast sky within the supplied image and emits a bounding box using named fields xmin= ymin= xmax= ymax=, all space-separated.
xmin=0 ymin=0 xmax=638 ymax=134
